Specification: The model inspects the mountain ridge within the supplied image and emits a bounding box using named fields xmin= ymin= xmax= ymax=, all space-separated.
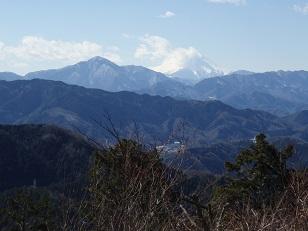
xmin=24 ymin=56 xmax=180 ymax=92
xmin=0 ymin=79 xmax=294 ymax=146
xmin=1 ymin=57 xmax=308 ymax=115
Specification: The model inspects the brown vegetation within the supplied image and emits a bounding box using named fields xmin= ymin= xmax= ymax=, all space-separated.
xmin=1 ymin=135 xmax=308 ymax=230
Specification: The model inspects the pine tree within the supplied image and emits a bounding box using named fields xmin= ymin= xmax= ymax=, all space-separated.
xmin=216 ymin=134 xmax=294 ymax=207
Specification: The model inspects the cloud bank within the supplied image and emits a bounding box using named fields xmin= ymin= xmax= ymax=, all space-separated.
xmin=0 ymin=36 xmax=121 ymax=74
xmin=134 ymin=34 xmax=220 ymax=75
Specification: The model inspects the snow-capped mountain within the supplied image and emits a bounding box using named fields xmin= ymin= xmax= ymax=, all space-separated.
xmin=3 ymin=57 xmax=308 ymax=116
xmin=170 ymin=59 xmax=224 ymax=85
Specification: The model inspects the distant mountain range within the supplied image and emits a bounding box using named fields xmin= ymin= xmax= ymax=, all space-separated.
xmin=24 ymin=57 xmax=179 ymax=92
xmin=1 ymin=57 xmax=308 ymax=115
xmin=1 ymin=79 xmax=308 ymax=146
xmin=2 ymin=58 xmax=308 ymax=193
xmin=1 ymin=79 xmax=308 ymax=187
xmin=229 ymin=70 xmax=255 ymax=76
xmin=193 ymin=71 xmax=308 ymax=115
xmin=0 ymin=72 xmax=21 ymax=81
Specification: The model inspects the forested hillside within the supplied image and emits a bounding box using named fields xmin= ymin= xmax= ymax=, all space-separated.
xmin=0 ymin=124 xmax=94 ymax=191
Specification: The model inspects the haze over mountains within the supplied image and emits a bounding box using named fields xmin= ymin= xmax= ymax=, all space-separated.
xmin=2 ymin=57 xmax=308 ymax=178
xmin=194 ymin=71 xmax=308 ymax=115
xmin=0 ymin=79 xmax=280 ymax=144
xmin=1 ymin=57 xmax=308 ymax=116
xmin=1 ymin=78 xmax=308 ymax=144
xmin=2 ymin=78 xmax=308 ymax=174
xmin=25 ymin=57 xmax=177 ymax=92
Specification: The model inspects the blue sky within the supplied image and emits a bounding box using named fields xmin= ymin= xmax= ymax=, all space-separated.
xmin=0 ymin=0 xmax=308 ymax=74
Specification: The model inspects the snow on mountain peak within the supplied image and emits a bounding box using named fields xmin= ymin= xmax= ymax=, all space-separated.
xmin=169 ymin=58 xmax=224 ymax=85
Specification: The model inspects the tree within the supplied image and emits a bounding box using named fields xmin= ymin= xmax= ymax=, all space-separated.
xmin=81 ymin=139 xmax=194 ymax=230
xmin=216 ymin=134 xmax=294 ymax=207
xmin=0 ymin=188 xmax=56 ymax=231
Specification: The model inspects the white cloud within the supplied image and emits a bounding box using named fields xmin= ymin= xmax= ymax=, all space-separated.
xmin=208 ymin=0 xmax=246 ymax=5
xmin=134 ymin=34 xmax=220 ymax=75
xmin=1 ymin=36 xmax=102 ymax=61
xmin=293 ymin=4 xmax=308 ymax=15
xmin=0 ymin=36 xmax=121 ymax=74
xmin=135 ymin=35 xmax=170 ymax=61
xmin=155 ymin=46 xmax=204 ymax=74
xmin=159 ymin=11 xmax=176 ymax=18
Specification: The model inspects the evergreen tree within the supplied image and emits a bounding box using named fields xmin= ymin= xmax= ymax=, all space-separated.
xmin=216 ymin=134 xmax=294 ymax=207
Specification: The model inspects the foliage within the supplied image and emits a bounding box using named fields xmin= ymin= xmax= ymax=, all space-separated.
xmin=219 ymin=171 xmax=308 ymax=230
xmin=215 ymin=134 xmax=294 ymax=207
xmin=1 ymin=132 xmax=307 ymax=231
xmin=0 ymin=188 xmax=58 ymax=231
